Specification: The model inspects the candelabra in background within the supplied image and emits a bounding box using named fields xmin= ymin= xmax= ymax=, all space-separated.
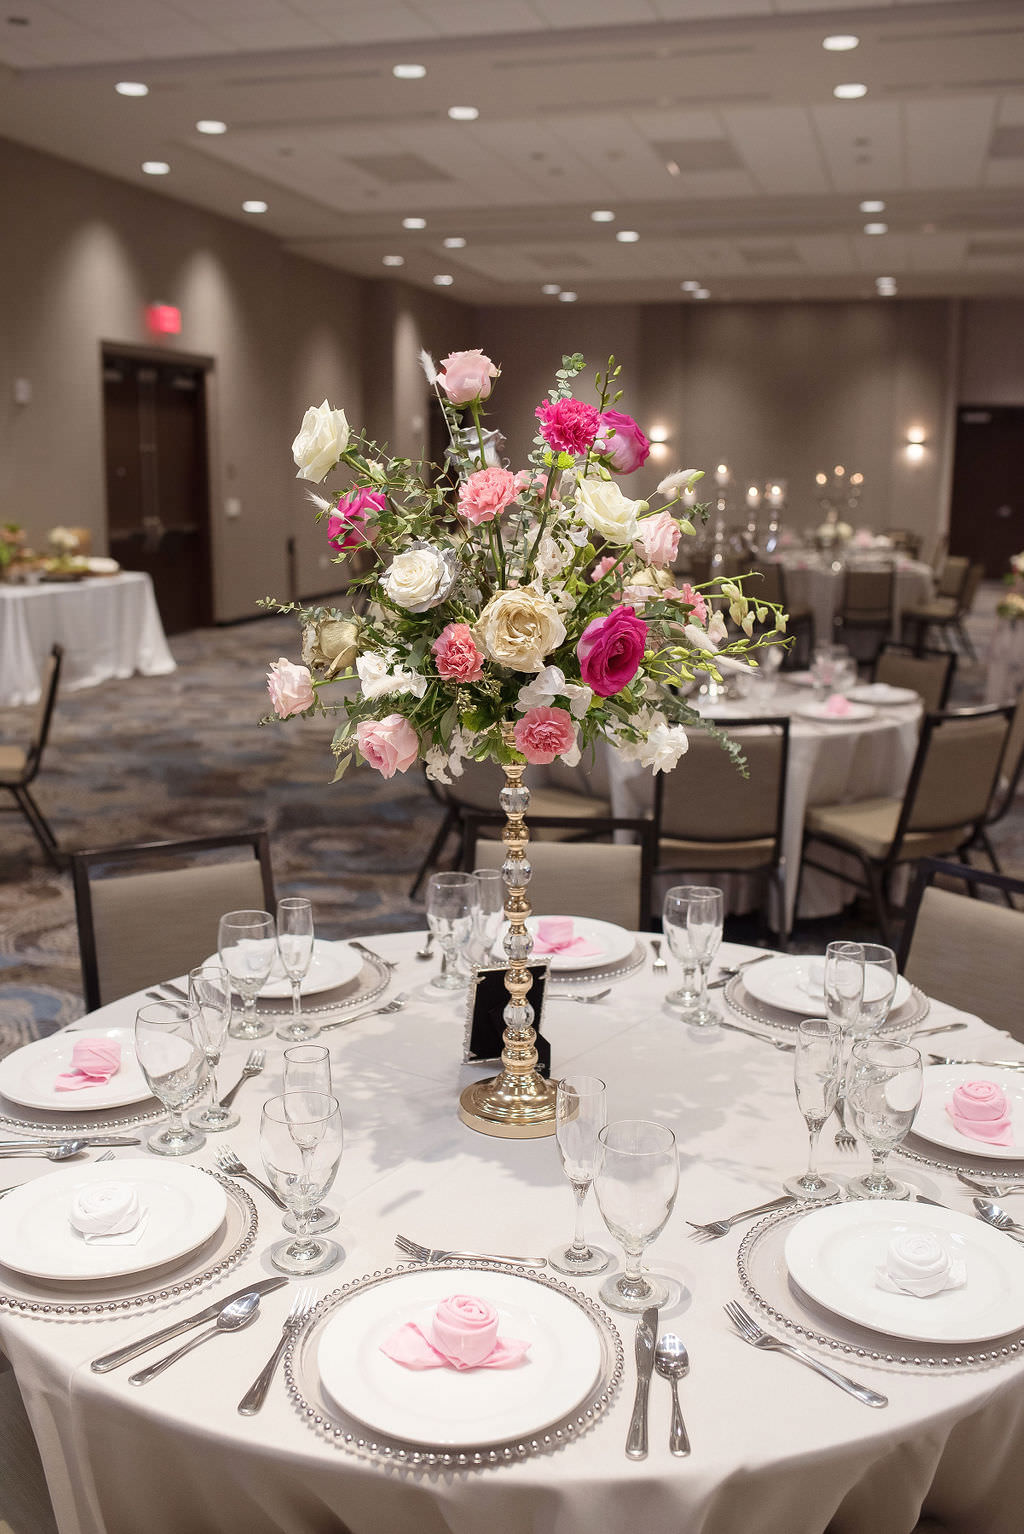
xmin=813 ymin=465 xmax=864 ymax=558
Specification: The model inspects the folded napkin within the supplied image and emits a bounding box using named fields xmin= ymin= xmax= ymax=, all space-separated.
xmin=55 ymin=1038 xmax=122 ymax=1092
xmin=823 ymin=694 xmax=852 ymax=717
xmin=876 ymin=1230 xmax=967 ymax=1297
xmin=531 ymin=917 xmax=603 ymax=958
xmin=946 ymin=1080 xmax=1014 ymax=1146
xmin=380 ymin=1294 xmax=530 ymax=1372
xmin=69 ymin=1182 xmax=148 ymax=1246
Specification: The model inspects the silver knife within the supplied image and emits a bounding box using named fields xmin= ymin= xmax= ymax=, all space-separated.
xmin=90 ymin=1275 xmax=289 ymax=1372
xmin=625 ymin=1305 xmax=658 ymax=1460
xmin=0 ymin=1137 xmax=140 ymax=1150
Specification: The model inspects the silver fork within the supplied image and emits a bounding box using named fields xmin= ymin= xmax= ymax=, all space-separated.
xmin=349 ymin=940 xmax=398 ymax=971
xmin=219 ymin=1050 xmax=265 ymax=1110
xmin=215 ymin=1146 xmax=329 ymax=1221
xmin=319 ymin=994 xmax=407 ymax=1033
xmin=395 ymin=1233 xmax=547 ymax=1269
xmin=957 ymin=1170 xmax=1024 ymax=1197
xmin=686 ymin=1194 xmax=795 ymax=1240
xmin=724 ymin=1301 xmax=888 ymax=1408
xmin=833 ymin=1098 xmax=857 ymax=1153
xmin=717 ymin=1019 xmax=794 ymax=1051
xmin=650 ymin=939 xmax=668 ymax=973
xmin=549 ymin=988 xmax=611 ymax=1004
xmin=237 ymin=1286 xmax=317 ymax=1415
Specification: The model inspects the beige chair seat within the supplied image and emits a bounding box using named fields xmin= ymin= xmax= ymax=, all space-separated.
xmin=472 ymin=839 xmax=645 ymax=929
xmin=805 ymin=797 xmax=972 ymax=863
xmin=0 ymin=745 xmax=28 ymax=781
xmin=903 ymin=597 xmax=957 ymax=622
xmin=657 ymin=835 xmax=776 ymax=872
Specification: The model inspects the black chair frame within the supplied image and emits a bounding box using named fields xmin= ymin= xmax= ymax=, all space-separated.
xmin=897 ymin=857 xmax=1024 ymax=971
xmin=871 ymin=642 xmax=956 ymax=712
xmin=2 ymin=643 xmax=64 ymax=867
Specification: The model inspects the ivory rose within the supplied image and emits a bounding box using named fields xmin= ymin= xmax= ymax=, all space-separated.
xmin=437 ymin=350 xmax=498 ymax=405
xmin=432 ymin=623 xmax=485 ymax=682
xmin=292 ymin=400 xmax=350 ymax=482
xmin=458 ymin=467 xmax=517 ymax=525
xmin=513 ymin=706 xmax=578 ymax=766
xmin=577 ymin=605 xmax=647 ymax=697
xmin=267 ymin=657 xmax=315 ymax=717
xmin=575 ymin=478 xmax=645 ymax=545
xmin=381 ymin=543 xmax=456 ymax=612
xmin=328 ymin=487 xmax=384 ymax=550
xmin=473 ymin=583 xmax=567 ymax=673
xmin=357 ymin=714 xmax=419 ymax=778
xmin=595 ymin=409 xmax=650 ymax=474
xmin=634 ymin=510 xmax=681 ymax=568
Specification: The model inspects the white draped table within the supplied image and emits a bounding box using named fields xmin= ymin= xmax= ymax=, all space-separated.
xmin=0 ymin=574 xmax=175 ymax=707
xmin=985 ymin=618 xmax=1024 ymax=705
xmin=2 ymin=934 xmax=1024 ymax=1534
xmin=771 ymin=555 xmax=934 ymax=646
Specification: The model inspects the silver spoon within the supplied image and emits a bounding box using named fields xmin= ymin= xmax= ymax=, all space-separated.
xmin=654 ymin=1334 xmax=691 ymax=1457
xmin=128 ymin=1292 xmax=262 ymax=1385
xmin=416 ymin=932 xmax=435 ymax=961
xmin=973 ymin=1198 xmax=1024 ymax=1243
xmin=0 ymin=1140 xmax=89 ymax=1161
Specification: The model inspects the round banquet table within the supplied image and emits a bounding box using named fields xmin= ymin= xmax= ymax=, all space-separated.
xmin=3 ymin=934 xmax=1024 ymax=1534
xmin=769 ymin=555 xmax=934 ymax=647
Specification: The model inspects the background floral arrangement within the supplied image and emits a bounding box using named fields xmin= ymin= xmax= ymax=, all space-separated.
xmin=264 ymin=350 xmax=787 ymax=783
xmin=997 ymin=551 xmax=1024 ymax=623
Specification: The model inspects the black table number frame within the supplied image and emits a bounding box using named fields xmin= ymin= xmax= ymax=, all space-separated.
xmin=463 ymin=962 xmax=551 ymax=1077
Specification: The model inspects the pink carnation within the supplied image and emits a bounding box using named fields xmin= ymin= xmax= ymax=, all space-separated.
xmin=534 ymin=398 xmax=601 ymax=458
xmin=437 ymin=350 xmax=499 ymax=406
xmin=595 ymin=409 xmax=650 ymax=474
xmin=513 ymin=706 xmax=577 ymax=766
xmin=577 ymin=605 xmax=648 ymax=698
xmin=514 ymin=469 xmax=548 ymax=496
xmin=267 ymin=658 xmax=315 ymax=718
xmin=591 ymin=554 xmax=618 ymax=583
xmin=458 ymin=466 xmax=518 ymax=525
xmin=432 ymin=622 xmax=485 ymax=682
xmin=356 ymin=714 xmax=419 ymax=779
xmin=328 ymin=487 xmax=384 ymax=551
xmin=634 ymin=511 xmax=680 ymax=568
xmin=679 ymin=583 xmax=708 ymax=625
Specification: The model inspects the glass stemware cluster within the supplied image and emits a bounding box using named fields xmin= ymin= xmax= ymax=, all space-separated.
xmin=425 ymin=872 xmax=480 ymax=989
xmin=662 ymin=885 xmax=724 ymax=1026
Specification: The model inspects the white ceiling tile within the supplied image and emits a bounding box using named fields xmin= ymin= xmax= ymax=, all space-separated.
xmin=905 ymin=232 xmax=967 ymax=271
xmin=997 ymin=97 xmax=1024 ymax=128
xmin=420 ymin=1 xmax=545 ymax=38
xmin=905 ymin=98 xmax=995 ymax=189
xmin=652 ymin=0 xmax=770 ymax=17
xmin=810 ymin=101 xmax=905 ymax=193
xmin=723 ymin=106 xmax=830 ymax=194
xmin=531 ymin=0 xmax=658 ymax=23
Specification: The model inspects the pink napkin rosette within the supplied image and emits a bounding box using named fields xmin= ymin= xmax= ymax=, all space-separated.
xmin=55 ymin=1038 xmax=122 ymax=1092
xmin=531 ymin=917 xmax=603 ymax=958
xmin=380 ymin=1294 xmax=530 ymax=1372
xmin=946 ymin=1080 xmax=1014 ymax=1146
xmin=823 ymin=694 xmax=852 ymax=718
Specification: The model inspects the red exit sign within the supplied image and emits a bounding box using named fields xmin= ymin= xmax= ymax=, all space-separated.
xmin=146 ymin=303 xmax=181 ymax=335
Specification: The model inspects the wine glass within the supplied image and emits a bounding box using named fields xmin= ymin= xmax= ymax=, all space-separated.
xmin=281 ymin=1045 xmax=340 ymax=1235
xmin=662 ymin=886 xmax=724 ymax=1026
xmin=426 ymin=873 xmax=479 ymax=991
xmin=548 ymin=1076 xmax=611 ymax=1277
xmin=134 ymin=1001 xmax=208 ymax=1157
xmin=784 ymin=1019 xmax=842 ymax=1200
xmin=469 ymin=868 xmax=506 ymax=967
xmin=275 ymin=897 xmax=318 ymax=1042
xmin=594 ymin=1120 xmax=679 ymax=1313
xmin=219 ymin=910 xmax=276 ymax=1039
xmin=845 ymin=1039 xmax=924 ymax=1200
xmin=259 ymin=1092 xmax=344 ymax=1274
xmin=858 ymin=943 xmax=899 ymax=1034
xmin=187 ymin=965 xmax=237 ymax=1132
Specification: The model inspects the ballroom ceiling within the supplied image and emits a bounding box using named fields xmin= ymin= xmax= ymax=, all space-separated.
xmin=1 ymin=0 xmax=1023 ymax=305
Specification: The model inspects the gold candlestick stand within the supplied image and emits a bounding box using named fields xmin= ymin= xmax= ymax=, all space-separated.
xmin=458 ymin=723 xmax=558 ymax=1139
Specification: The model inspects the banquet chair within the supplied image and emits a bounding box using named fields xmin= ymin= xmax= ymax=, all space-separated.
xmin=882 ymin=528 xmax=923 ymax=559
xmin=964 ymin=686 xmax=1024 ymax=891
xmin=898 ymin=860 xmax=1024 ymax=1038
xmin=799 ymin=704 xmax=1014 ymax=946
xmin=653 ymin=716 xmax=790 ymax=939
xmin=462 ymin=814 xmax=656 ymax=930
xmin=832 ymin=567 xmax=894 ymax=663
xmin=0 ymin=643 xmax=63 ymax=868
xmin=903 ymin=560 xmax=983 ymax=659
xmin=72 ymin=830 xmax=276 ymax=1011
xmin=872 ymin=643 xmax=956 ymax=714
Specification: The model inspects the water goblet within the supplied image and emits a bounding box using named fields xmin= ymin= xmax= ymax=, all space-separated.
xmin=187 ymin=965 xmax=237 ymax=1132
xmin=469 ymin=868 xmax=506 ymax=968
xmin=426 ymin=872 xmax=479 ymax=991
xmin=810 ymin=643 xmax=838 ymax=699
xmin=595 ymin=1120 xmax=679 ymax=1313
xmin=662 ymin=886 xmax=724 ymax=1026
xmin=260 ymin=1091 xmax=344 ymax=1274
xmin=218 ymin=909 xmax=276 ymax=1039
xmin=134 ymin=1001 xmax=208 ymax=1157
xmin=281 ymin=1045 xmax=340 ymax=1235
xmin=275 ymin=897 xmax=318 ymax=1042
xmin=858 ymin=943 xmax=899 ymax=1034
xmin=548 ymin=1076 xmax=611 ymax=1276
xmin=784 ymin=1019 xmax=842 ymax=1200
xmin=845 ymin=1039 xmax=924 ymax=1200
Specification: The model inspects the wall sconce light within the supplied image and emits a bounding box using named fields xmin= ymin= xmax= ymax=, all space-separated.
xmin=647 ymin=425 xmax=670 ymax=459
xmin=905 ymin=427 xmax=926 ymax=462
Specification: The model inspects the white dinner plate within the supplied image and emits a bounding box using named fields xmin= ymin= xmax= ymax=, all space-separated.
xmin=785 ymin=671 xmax=817 ymax=687
xmin=742 ymin=955 xmax=911 ymax=1017
xmin=202 ymin=938 xmax=362 ymax=999
xmin=0 ymin=1160 xmax=228 ymax=1282
xmin=496 ymin=916 xmax=635 ymax=973
xmin=784 ymin=1200 xmax=1024 ymax=1343
xmin=0 ymin=1027 xmax=154 ymax=1112
xmin=793 ymin=699 xmax=876 ymax=724
xmin=912 ymin=1065 xmax=1024 ymax=1161
xmin=848 ymin=683 xmax=919 ymax=707
xmin=317 ymin=1267 xmax=603 ymax=1447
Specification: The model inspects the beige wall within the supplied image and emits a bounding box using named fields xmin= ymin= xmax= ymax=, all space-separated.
xmin=959 ymin=300 xmax=1024 ymax=407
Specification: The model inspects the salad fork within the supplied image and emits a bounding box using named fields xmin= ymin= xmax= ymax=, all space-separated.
xmin=549 ymin=988 xmax=611 ymax=1004
xmin=216 ymin=1146 xmax=330 ymax=1222
xmin=724 ymin=1302 xmax=887 ymax=1408
xmin=237 ymin=1286 xmax=318 ymax=1415
xmin=649 ymin=939 xmax=668 ymax=973
xmin=319 ymin=994 xmax=407 ymax=1033
xmin=833 ymin=1099 xmax=857 ymax=1153
xmin=219 ymin=1050 xmax=265 ymax=1109
xmin=394 ymin=1234 xmax=547 ymax=1269
xmin=686 ymin=1194 xmax=795 ymax=1240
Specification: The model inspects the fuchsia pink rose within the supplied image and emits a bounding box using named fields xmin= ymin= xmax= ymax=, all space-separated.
xmin=267 ymin=658 xmax=315 ymax=717
xmin=577 ymin=605 xmax=648 ymax=697
xmin=513 ymin=706 xmax=577 ymax=765
xmin=595 ymin=409 xmax=650 ymax=474
xmin=432 ymin=622 xmax=485 ymax=682
xmin=534 ymin=397 xmax=601 ymax=457
xmin=437 ymin=350 xmax=499 ymax=405
xmin=357 ymin=714 xmax=419 ymax=778
xmin=327 ymin=488 xmax=384 ymax=550
xmin=634 ymin=510 xmax=680 ymax=568
xmin=458 ymin=466 xmax=518 ymax=525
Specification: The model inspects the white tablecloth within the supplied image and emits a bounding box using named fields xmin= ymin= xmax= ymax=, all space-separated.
xmin=772 ymin=556 xmax=933 ymax=647
xmin=985 ymin=619 xmax=1024 ymax=705
xmin=0 ymin=574 xmax=175 ymax=707
xmin=2 ymin=935 xmax=1023 ymax=1534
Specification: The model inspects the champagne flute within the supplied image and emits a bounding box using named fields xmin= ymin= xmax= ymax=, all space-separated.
xmin=187 ymin=965 xmax=237 ymax=1132
xmin=275 ymin=897 xmax=318 ymax=1042
xmin=281 ymin=1045 xmax=340 ymax=1235
xmin=134 ymin=1001 xmax=208 ymax=1157
xmin=845 ymin=1039 xmax=923 ymax=1200
xmin=784 ymin=1019 xmax=842 ymax=1200
xmin=260 ymin=1092 xmax=344 ymax=1275
xmin=594 ymin=1120 xmax=679 ymax=1313
xmin=219 ymin=910 xmax=275 ymax=1039
xmin=824 ymin=939 xmax=865 ymax=1112
xmin=662 ymin=885 xmax=724 ymax=1026
xmin=426 ymin=872 xmax=478 ymax=991
xmin=548 ymin=1075 xmax=611 ymax=1277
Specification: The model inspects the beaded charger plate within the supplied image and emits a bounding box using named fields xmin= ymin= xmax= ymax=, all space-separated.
xmin=285 ymin=1260 xmax=624 ymax=1469
xmin=544 ymin=941 xmax=646 ymax=988
xmin=723 ymin=973 xmax=930 ymax=1035
xmin=247 ymin=952 xmax=391 ymax=1020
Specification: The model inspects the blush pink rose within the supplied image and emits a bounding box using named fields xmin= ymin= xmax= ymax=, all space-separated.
xmin=328 ymin=488 xmax=384 ymax=550
xmin=458 ymin=466 xmax=518 ymax=525
xmin=432 ymin=622 xmax=485 ymax=682
xmin=437 ymin=349 xmax=499 ymax=405
xmin=513 ymin=706 xmax=577 ymax=765
xmin=267 ymin=657 xmax=315 ymax=717
xmin=634 ymin=510 xmax=680 ymax=568
xmin=591 ymin=554 xmax=618 ymax=582
xmin=357 ymin=714 xmax=419 ymax=778
xmin=595 ymin=409 xmax=651 ymax=474
xmin=576 ymin=605 xmax=648 ymax=697
xmin=534 ymin=398 xmax=601 ymax=457
xmin=678 ymin=583 xmax=708 ymax=624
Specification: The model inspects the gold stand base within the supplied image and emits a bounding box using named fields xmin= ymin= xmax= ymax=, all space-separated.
xmin=458 ymin=1073 xmax=558 ymax=1139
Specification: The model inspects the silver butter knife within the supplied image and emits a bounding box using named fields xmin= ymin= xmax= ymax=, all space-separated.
xmin=90 ymin=1275 xmax=289 ymax=1372
xmin=625 ymin=1305 xmax=658 ymax=1460
xmin=0 ymin=1137 xmax=140 ymax=1150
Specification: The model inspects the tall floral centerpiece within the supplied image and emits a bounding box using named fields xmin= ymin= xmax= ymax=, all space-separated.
xmin=266 ymin=350 xmax=787 ymax=1137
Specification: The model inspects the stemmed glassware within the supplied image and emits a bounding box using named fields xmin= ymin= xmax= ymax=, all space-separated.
xmin=469 ymin=868 xmax=506 ymax=968
xmin=823 ymin=941 xmax=865 ymax=1032
xmin=845 ymin=1039 xmax=923 ymax=1200
xmin=594 ymin=1120 xmax=679 ymax=1313
xmin=281 ymin=1045 xmax=340 ymax=1235
xmin=548 ymin=1075 xmax=611 ymax=1277
xmin=784 ymin=1019 xmax=842 ymax=1200
xmin=662 ymin=886 xmax=724 ymax=1026
xmin=426 ymin=872 xmax=479 ymax=991
xmin=218 ymin=909 xmax=276 ymax=1040
xmin=187 ymin=965 xmax=237 ymax=1133
xmin=275 ymin=897 xmax=318 ymax=1042
xmin=134 ymin=1001 xmax=208 ymax=1157
xmin=858 ymin=943 xmax=899 ymax=1033
xmin=259 ymin=1091 xmax=344 ymax=1274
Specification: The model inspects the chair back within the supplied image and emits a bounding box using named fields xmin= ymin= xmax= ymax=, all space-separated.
xmin=936 ymin=554 xmax=968 ymax=600
xmin=25 ymin=644 xmax=64 ymax=777
xmin=72 ymin=831 xmax=275 ymax=1010
xmin=930 ymin=534 xmax=948 ymax=575
xmin=873 ymin=644 xmax=955 ymax=713
xmin=883 ymin=529 xmax=922 ymax=559
xmin=895 ymin=707 xmax=1012 ymax=851
xmin=957 ymin=562 xmax=985 ymax=617
xmin=839 ymin=567 xmax=893 ymax=623
xmin=654 ymin=718 xmax=789 ymax=869
xmin=986 ymin=687 xmax=1024 ymax=826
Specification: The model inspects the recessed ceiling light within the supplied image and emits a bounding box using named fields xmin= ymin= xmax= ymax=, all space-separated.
xmin=616 ymin=230 xmax=640 ymax=243
xmin=590 ymin=210 xmax=615 ymax=223
xmin=242 ymin=200 xmax=268 ymax=213
xmin=433 ymin=274 xmax=454 ymax=286
xmin=665 ymin=160 xmax=680 ymax=176
xmin=443 ymin=236 xmax=466 ymax=249
xmin=694 ymin=288 xmax=710 ymax=299
xmin=541 ymin=284 xmax=561 ymax=295
xmin=382 ymin=255 xmax=405 ymax=267
xmin=860 ymin=199 xmax=885 ymax=213
xmin=393 ymin=64 xmax=426 ymax=79
xmin=681 ymin=280 xmax=701 ymax=292
xmin=197 ymin=119 xmax=227 ymax=135
xmin=116 ymin=81 xmax=148 ymax=97
xmin=876 ymin=276 xmax=895 ymax=286
xmin=448 ymin=106 xmax=479 ymax=121
xmin=402 ymin=217 xmax=426 ymax=230
xmin=834 ymin=83 xmax=868 ymax=100
xmin=141 ymin=161 xmax=170 ymax=175
xmin=558 ymin=291 xmax=578 ymax=302
xmin=864 ymin=222 xmax=888 ymax=235
xmin=823 ymin=34 xmax=859 ymax=51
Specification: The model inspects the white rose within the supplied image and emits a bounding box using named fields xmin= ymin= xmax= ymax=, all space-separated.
xmin=356 ymin=649 xmax=427 ymax=701
xmin=574 ymin=478 xmax=646 ymax=546
xmin=473 ymin=582 xmax=567 ymax=673
xmin=380 ymin=543 xmax=456 ymax=613
xmin=292 ymin=400 xmax=350 ymax=483
xmin=638 ymin=721 xmax=689 ymax=774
